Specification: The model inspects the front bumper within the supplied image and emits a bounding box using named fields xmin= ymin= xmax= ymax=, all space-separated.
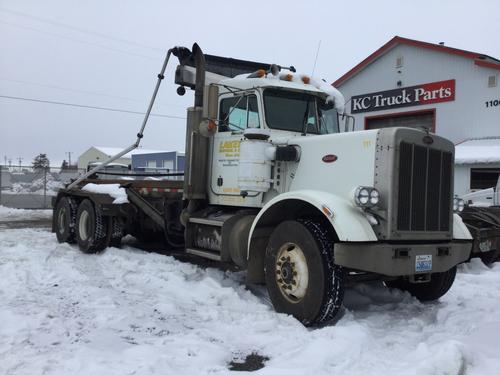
xmin=334 ymin=241 xmax=472 ymax=276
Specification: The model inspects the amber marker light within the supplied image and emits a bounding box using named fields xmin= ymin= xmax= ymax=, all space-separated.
xmin=301 ymin=76 xmax=310 ymax=84
xmin=208 ymin=120 xmax=217 ymax=131
xmin=247 ymin=69 xmax=267 ymax=78
xmin=321 ymin=205 xmax=334 ymax=219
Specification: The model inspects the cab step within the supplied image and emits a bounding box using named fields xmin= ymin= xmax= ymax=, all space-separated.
xmin=188 ymin=217 xmax=224 ymax=227
xmin=186 ymin=247 xmax=222 ymax=261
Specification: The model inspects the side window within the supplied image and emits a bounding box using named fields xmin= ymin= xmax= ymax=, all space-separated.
xmin=247 ymin=96 xmax=259 ymax=128
xmin=470 ymin=168 xmax=500 ymax=190
xmin=219 ymin=95 xmax=260 ymax=132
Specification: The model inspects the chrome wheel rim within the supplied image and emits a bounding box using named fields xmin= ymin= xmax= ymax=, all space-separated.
xmin=275 ymin=242 xmax=309 ymax=303
xmin=79 ymin=210 xmax=90 ymax=241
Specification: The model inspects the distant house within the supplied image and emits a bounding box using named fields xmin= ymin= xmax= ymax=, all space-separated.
xmin=77 ymin=146 xmax=168 ymax=170
xmin=131 ymin=151 xmax=185 ymax=173
xmin=454 ymin=137 xmax=500 ymax=196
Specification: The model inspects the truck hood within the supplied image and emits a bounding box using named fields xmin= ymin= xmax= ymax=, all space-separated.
xmin=282 ymin=130 xmax=378 ymax=202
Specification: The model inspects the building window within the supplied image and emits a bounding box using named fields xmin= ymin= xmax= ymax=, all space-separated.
xmin=396 ymin=56 xmax=404 ymax=68
xmin=488 ymin=75 xmax=497 ymax=88
xmin=147 ymin=160 xmax=156 ymax=168
xmin=162 ymin=160 xmax=174 ymax=170
xmin=470 ymin=168 xmax=500 ymax=190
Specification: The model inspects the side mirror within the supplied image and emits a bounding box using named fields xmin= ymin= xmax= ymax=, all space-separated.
xmin=342 ymin=114 xmax=355 ymax=132
xmin=203 ymin=85 xmax=219 ymax=120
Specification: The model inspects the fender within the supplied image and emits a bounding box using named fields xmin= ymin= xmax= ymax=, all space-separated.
xmin=247 ymin=189 xmax=377 ymax=259
xmin=453 ymin=213 xmax=473 ymax=240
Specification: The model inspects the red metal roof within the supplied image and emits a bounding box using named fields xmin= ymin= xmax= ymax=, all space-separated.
xmin=333 ymin=36 xmax=500 ymax=87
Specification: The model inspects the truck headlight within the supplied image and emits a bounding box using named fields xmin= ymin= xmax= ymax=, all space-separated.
xmin=354 ymin=186 xmax=380 ymax=208
xmin=453 ymin=197 xmax=465 ymax=213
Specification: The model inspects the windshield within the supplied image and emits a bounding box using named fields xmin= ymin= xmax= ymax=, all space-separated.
xmin=263 ymin=89 xmax=339 ymax=134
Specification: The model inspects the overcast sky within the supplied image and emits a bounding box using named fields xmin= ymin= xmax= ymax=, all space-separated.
xmin=1 ymin=0 xmax=499 ymax=167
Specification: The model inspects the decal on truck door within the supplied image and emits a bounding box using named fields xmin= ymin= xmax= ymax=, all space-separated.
xmin=218 ymin=140 xmax=240 ymax=167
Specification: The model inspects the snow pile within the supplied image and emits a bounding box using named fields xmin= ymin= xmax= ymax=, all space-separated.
xmin=0 ymin=205 xmax=52 ymax=221
xmin=9 ymin=173 xmax=63 ymax=196
xmin=1 ymin=228 xmax=500 ymax=374
xmin=292 ymin=74 xmax=345 ymax=114
xmin=455 ymin=138 xmax=500 ymax=164
xmin=82 ymin=183 xmax=129 ymax=204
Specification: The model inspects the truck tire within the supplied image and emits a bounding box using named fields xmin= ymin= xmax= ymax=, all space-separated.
xmin=265 ymin=219 xmax=344 ymax=326
xmin=109 ymin=218 xmax=123 ymax=248
xmin=75 ymin=199 xmax=109 ymax=253
xmin=385 ymin=266 xmax=457 ymax=301
xmin=54 ymin=196 xmax=77 ymax=243
xmin=479 ymin=249 xmax=500 ymax=265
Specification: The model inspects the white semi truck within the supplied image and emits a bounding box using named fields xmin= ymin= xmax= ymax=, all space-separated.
xmin=53 ymin=44 xmax=472 ymax=326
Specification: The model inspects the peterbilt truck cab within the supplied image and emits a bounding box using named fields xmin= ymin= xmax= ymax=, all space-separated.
xmin=53 ymin=44 xmax=472 ymax=326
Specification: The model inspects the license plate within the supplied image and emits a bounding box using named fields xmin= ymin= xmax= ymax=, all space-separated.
xmin=415 ymin=255 xmax=432 ymax=272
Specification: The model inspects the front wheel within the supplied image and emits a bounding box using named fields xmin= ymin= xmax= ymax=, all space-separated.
xmin=385 ymin=266 xmax=457 ymax=301
xmin=265 ymin=219 xmax=344 ymax=326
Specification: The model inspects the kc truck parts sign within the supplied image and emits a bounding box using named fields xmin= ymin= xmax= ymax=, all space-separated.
xmin=351 ymin=79 xmax=455 ymax=113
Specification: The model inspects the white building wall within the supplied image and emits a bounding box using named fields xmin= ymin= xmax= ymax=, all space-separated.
xmin=338 ymin=44 xmax=500 ymax=143
xmin=77 ymin=147 xmax=131 ymax=170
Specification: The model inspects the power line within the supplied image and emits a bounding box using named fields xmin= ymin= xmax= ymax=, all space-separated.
xmin=0 ymin=7 xmax=164 ymax=52
xmin=0 ymin=19 xmax=160 ymax=61
xmin=0 ymin=94 xmax=186 ymax=120
xmin=0 ymin=77 xmax=186 ymax=110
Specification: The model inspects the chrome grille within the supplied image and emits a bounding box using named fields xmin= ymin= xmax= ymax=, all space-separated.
xmin=397 ymin=142 xmax=452 ymax=232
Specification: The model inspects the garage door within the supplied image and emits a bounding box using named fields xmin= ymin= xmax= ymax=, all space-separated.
xmin=366 ymin=110 xmax=435 ymax=132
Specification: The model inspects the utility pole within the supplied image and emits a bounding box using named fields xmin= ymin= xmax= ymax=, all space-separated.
xmin=3 ymin=155 xmax=6 ymax=167
xmin=43 ymin=167 xmax=47 ymax=208
xmin=18 ymin=157 xmax=23 ymax=172
xmin=66 ymin=151 xmax=73 ymax=167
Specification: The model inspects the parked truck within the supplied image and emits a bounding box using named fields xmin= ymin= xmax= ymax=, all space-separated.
xmin=53 ymin=44 xmax=472 ymax=326
xmin=459 ymin=176 xmax=500 ymax=264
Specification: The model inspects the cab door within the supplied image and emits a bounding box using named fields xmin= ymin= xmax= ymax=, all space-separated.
xmin=209 ymin=94 xmax=260 ymax=204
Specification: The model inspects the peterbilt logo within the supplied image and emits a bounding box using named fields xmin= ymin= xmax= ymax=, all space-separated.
xmin=351 ymin=79 xmax=455 ymax=114
xmin=322 ymin=154 xmax=338 ymax=163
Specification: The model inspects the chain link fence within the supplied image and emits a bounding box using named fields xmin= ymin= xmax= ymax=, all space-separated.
xmin=0 ymin=165 xmax=85 ymax=209
xmin=0 ymin=165 xmax=185 ymax=209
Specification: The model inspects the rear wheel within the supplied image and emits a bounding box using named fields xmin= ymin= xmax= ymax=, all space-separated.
xmin=54 ymin=196 xmax=77 ymax=243
xmin=265 ymin=219 xmax=344 ymax=326
xmin=76 ymin=199 xmax=109 ymax=253
xmin=385 ymin=266 xmax=457 ymax=301
xmin=109 ymin=218 xmax=123 ymax=248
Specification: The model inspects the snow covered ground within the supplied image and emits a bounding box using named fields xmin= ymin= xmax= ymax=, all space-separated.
xmin=1 ymin=219 xmax=500 ymax=374
xmin=0 ymin=205 xmax=53 ymax=221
